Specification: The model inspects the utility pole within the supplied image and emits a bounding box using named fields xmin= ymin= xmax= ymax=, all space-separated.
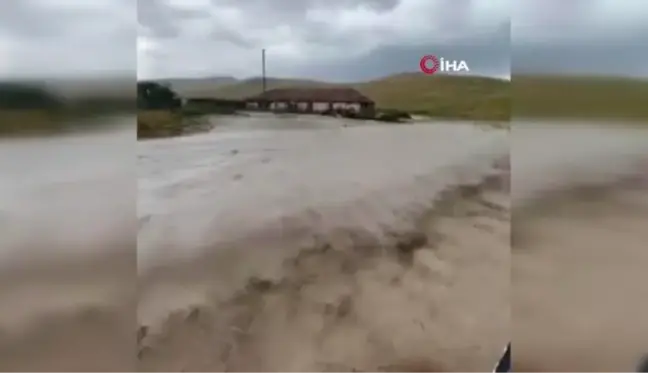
xmin=262 ymin=49 xmax=267 ymax=93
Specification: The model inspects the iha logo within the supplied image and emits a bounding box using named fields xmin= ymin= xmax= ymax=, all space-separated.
xmin=419 ymin=55 xmax=470 ymax=75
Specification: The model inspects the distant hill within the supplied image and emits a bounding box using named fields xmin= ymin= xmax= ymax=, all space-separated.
xmin=354 ymin=73 xmax=509 ymax=121
xmin=158 ymin=76 xmax=239 ymax=97
xmin=11 ymin=77 xmax=137 ymax=99
xmin=183 ymin=73 xmax=510 ymax=121
xmin=203 ymin=77 xmax=329 ymax=99
xmin=513 ymin=74 xmax=648 ymax=120
xmin=201 ymin=73 xmax=647 ymax=121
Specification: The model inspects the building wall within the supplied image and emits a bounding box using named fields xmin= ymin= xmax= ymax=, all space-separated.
xmin=251 ymin=100 xmax=373 ymax=115
xmin=332 ymin=102 xmax=361 ymax=112
xmin=360 ymin=103 xmax=376 ymax=117
xmin=312 ymin=102 xmax=330 ymax=112
xmin=269 ymin=102 xmax=288 ymax=110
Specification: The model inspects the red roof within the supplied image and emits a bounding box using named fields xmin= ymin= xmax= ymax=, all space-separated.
xmin=246 ymin=87 xmax=373 ymax=104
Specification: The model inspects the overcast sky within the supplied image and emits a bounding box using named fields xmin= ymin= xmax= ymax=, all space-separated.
xmin=0 ymin=0 xmax=135 ymax=80
xmin=0 ymin=0 xmax=646 ymax=81
xmin=512 ymin=0 xmax=648 ymax=77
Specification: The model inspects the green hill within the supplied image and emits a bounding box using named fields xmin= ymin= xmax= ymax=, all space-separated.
xmin=209 ymin=77 xmax=328 ymax=99
xmin=205 ymin=73 xmax=510 ymax=121
xmin=355 ymin=73 xmax=509 ymax=121
xmin=157 ymin=73 xmax=647 ymax=122
xmin=513 ymin=75 xmax=648 ymax=120
xmin=159 ymin=76 xmax=239 ymax=97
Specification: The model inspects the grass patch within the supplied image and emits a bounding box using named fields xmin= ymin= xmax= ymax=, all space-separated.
xmin=182 ymin=102 xmax=239 ymax=116
xmin=357 ymin=74 xmax=509 ymax=121
xmin=0 ymin=109 xmax=132 ymax=136
xmin=0 ymin=82 xmax=134 ymax=136
xmin=0 ymin=110 xmax=64 ymax=135
xmin=137 ymin=109 xmax=212 ymax=139
xmin=513 ymin=75 xmax=648 ymax=121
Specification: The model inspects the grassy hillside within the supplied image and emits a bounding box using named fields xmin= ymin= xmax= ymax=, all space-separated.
xmin=204 ymin=73 xmax=647 ymax=121
xmin=205 ymin=73 xmax=510 ymax=121
xmin=513 ymin=75 xmax=648 ymax=120
xmin=1 ymin=80 xmax=134 ymax=136
xmin=356 ymin=73 xmax=509 ymax=121
xmin=138 ymin=109 xmax=213 ymax=139
xmin=209 ymin=77 xmax=327 ymax=99
xmin=160 ymin=76 xmax=239 ymax=97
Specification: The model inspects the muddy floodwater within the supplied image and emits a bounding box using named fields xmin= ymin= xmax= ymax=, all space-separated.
xmin=1 ymin=114 xmax=646 ymax=371
xmin=136 ymin=114 xmax=509 ymax=371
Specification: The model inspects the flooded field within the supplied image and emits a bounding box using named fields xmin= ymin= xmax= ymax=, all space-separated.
xmin=137 ymin=114 xmax=510 ymax=371
xmin=0 ymin=118 xmax=135 ymax=371
xmin=512 ymin=123 xmax=648 ymax=372
xmin=1 ymin=114 xmax=645 ymax=371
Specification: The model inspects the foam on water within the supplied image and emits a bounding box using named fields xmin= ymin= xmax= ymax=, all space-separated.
xmin=138 ymin=118 xmax=508 ymax=271
xmin=512 ymin=122 xmax=648 ymax=372
xmin=0 ymin=119 xmax=135 ymax=371
xmin=6 ymin=115 xmax=643 ymax=371
xmin=136 ymin=116 xmax=511 ymax=371
xmin=0 ymin=119 xmax=135 ymax=265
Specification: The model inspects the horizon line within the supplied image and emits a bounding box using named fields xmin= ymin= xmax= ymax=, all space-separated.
xmin=137 ymin=71 xmax=510 ymax=82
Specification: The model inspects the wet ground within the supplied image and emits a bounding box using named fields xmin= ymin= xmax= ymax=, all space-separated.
xmin=136 ymin=114 xmax=509 ymax=371
xmin=1 ymin=115 xmax=646 ymax=371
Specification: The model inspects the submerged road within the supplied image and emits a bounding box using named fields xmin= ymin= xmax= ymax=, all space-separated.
xmin=136 ymin=114 xmax=510 ymax=371
xmin=1 ymin=114 xmax=646 ymax=371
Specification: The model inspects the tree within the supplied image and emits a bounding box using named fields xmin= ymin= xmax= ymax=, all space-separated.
xmin=137 ymin=81 xmax=182 ymax=109
xmin=0 ymin=82 xmax=65 ymax=109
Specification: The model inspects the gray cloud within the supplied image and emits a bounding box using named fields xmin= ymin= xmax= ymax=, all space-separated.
xmin=0 ymin=2 xmax=64 ymax=38
xmin=138 ymin=0 xmax=511 ymax=81
xmin=213 ymin=0 xmax=401 ymax=25
xmin=513 ymin=43 xmax=648 ymax=78
xmin=138 ymin=1 xmax=181 ymax=40
xmin=0 ymin=0 xmax=135 ymax=79
xmin=6 ymin=0 xmax=641 ymax=81
xmin=513 ymin=0 xmax=648 ymax=77
xmin=285 ymin=23 xmax=510 ymax=82
xmin=138 ymin=0 xmax=210 ymax=40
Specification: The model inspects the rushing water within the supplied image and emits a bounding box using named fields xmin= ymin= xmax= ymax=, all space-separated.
xmin=0 ymin=117 xmax=135 ymax=371
xmin=135 ymin=114 xmax=511 ymax=371
xmin=512 ymin=122 xmax=648 ymax=372
xmin=1 ymin=114 xmax=646 ymax=371
xmin=137 ymin=115 xmax=508 ymax=270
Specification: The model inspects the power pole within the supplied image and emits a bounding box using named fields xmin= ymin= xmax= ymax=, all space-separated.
xmin=262 ymin=49 xmax=267 ymax=93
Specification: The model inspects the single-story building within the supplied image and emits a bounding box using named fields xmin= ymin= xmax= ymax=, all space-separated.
xmin=245 ymin=87 xmax=375 ymax=117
